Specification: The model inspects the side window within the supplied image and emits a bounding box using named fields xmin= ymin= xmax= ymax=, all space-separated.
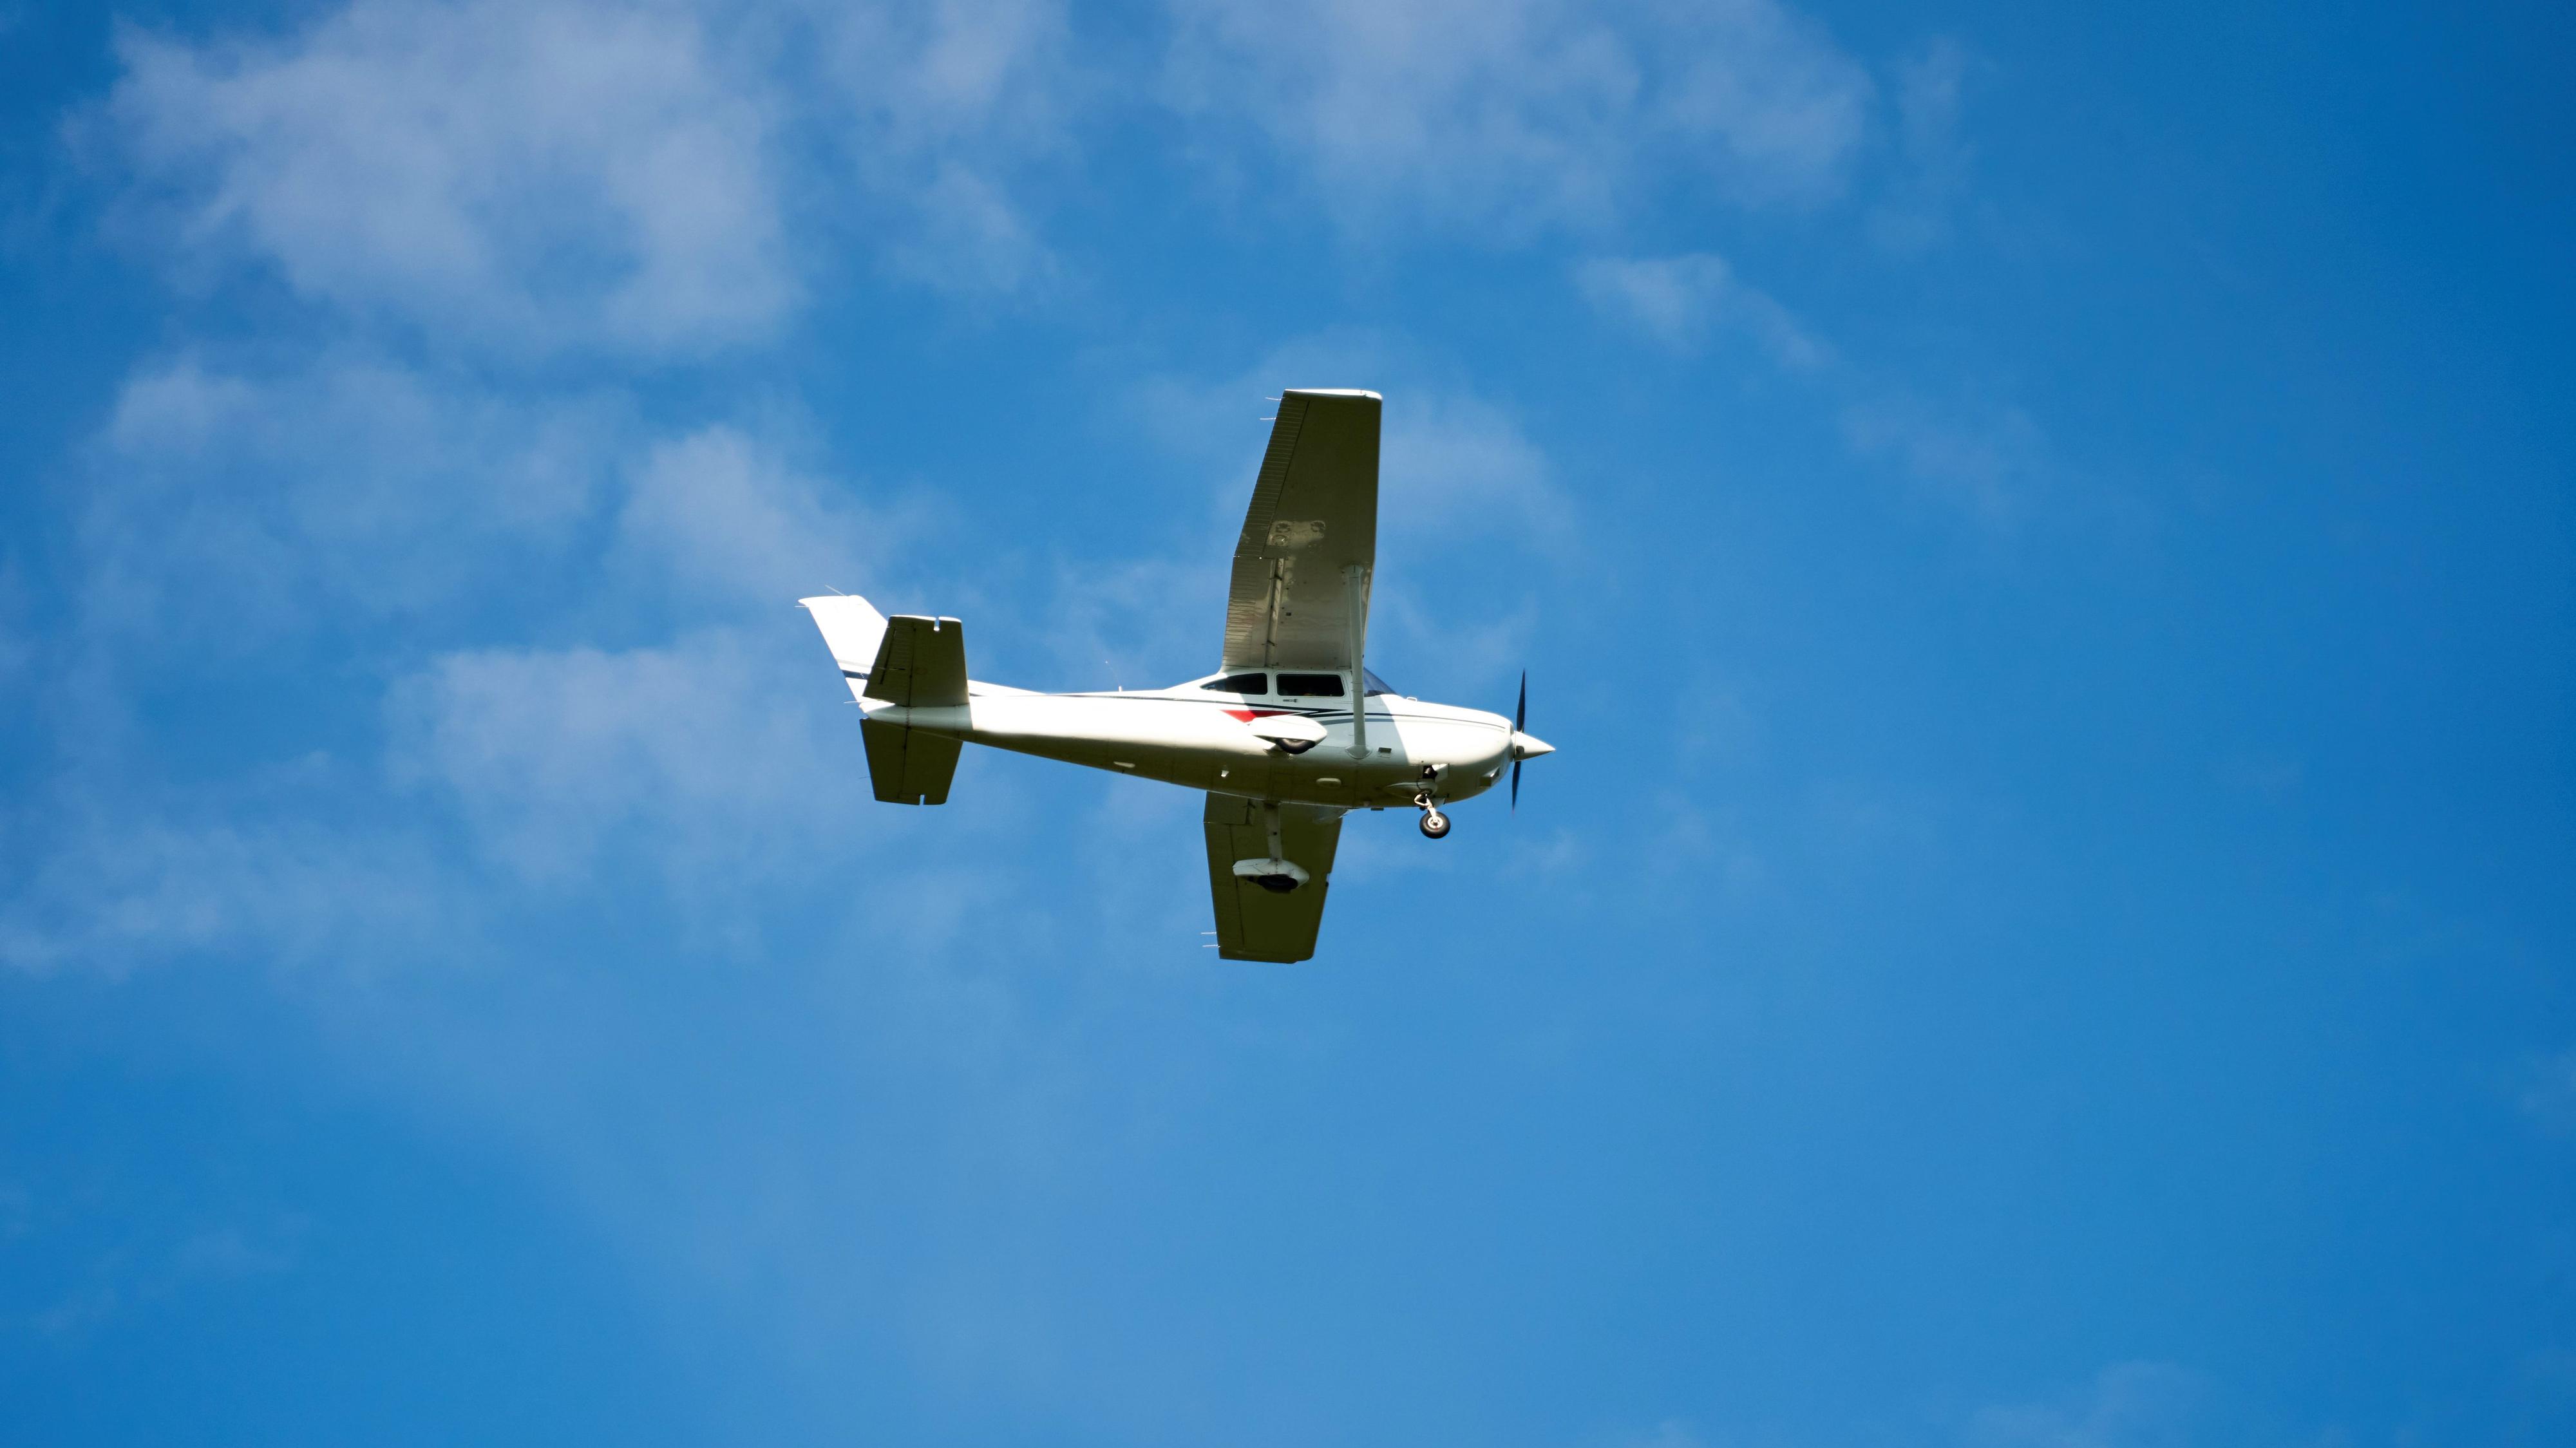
xmin=1201 ymin=673 xmax=1267 ymax=693
xmin=1276 ymin=672 xmax=1347 ymax=697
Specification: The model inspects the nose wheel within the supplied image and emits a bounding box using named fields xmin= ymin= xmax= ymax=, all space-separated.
xmin=1415 ymin=795 xmax=1450 ymax=840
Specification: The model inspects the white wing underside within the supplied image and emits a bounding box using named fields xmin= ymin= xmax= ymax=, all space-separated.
xmin=1219 ymin=390 xmax=1381 ymax=673
xmin=1202 ymin=796 xmax=1345 ymax=963
xmin=1198 ymin=389 xmax=1380 ymax=963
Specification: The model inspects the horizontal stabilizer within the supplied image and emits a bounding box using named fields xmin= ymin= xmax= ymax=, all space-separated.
xmin=863 ymin=718 xmax=961 ymax=805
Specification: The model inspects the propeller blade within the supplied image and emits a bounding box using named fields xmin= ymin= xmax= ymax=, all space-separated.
xmin=1511 ymin=669 xmax=1527 ymax=812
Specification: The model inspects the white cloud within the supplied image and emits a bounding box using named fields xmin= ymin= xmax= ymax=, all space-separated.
xmin=808 ymin=0 xmax=1077 ymax=296
xmin=88 ymin=0 xmax=1917 ymax=335
xmin=882 ymin=161 xmax=1061 ymax=296
xmin=1969 ymin=1362 xmax=2206 ymax=1448
xmin=1164 ymin=0 xmax=1874 ymax=233
xmin=81 ymin=352 xmax=623 ymax=641
xmin=1575 ymin=251 xmax=1830 ymax=367
xmin=2522 ymin=1049 xmax=2576 ymax=1136
xmin=377 ymin=418 xmax=914 ymax=882
xmin=1871 ymin=37 xmax=1982 ymax=252
xmin=1841 ymin=391 xmax=2045 ymax=523
xmin=77 ymin=357 xmax=904 ymax=651
xmin=814 ymin=0 xmax=1075 ymax=153
xmin=1381 ymin=385 xmax=1569 ymax=554
xmin=1624 ymin=1422 xmax=1703 ymax=1448
xmin=93 ymin=0 xmax=1096 ymax=341
xmin=611 ymin=424 xmax=887 ymax=612
xmin=0 ymin=805 xmax=445 ymax=976
xmin=101 ymin=0 xmax=797 ymax=356
xmin=392 ymin=628 xmax=835 ymax=883
xmin=18 ymin=331 xmax=945 ymax=968
xmin=1019 ymin=554 xmax=1229 ymax=690
xmin=1571 ymin=253 xmax=2045 ymax=522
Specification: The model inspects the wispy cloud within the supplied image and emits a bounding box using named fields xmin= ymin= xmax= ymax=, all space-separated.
xmin=1574 ymin=251 xmax=1830 ymax=367
xmin=813 ymin=0 xmax=1075 ymax=153
xmin=815 ymin=0 xmax=1077 ymax=296
xmin=1575 ymin=249 xmax=2045 ymax=521
xmin=0 ymin=802 xmax=448 ymax=976
xmin=86 ymin=0 xmax=1935 ymax=336
xmin=90 ymin=0 xmax=1095 ymax=352
xmin=1841 ymin=390 xmax=2045 ymax=523
xmin=388 ymin=626 xmax=867 ymax=889
xmin=1871 ymin=37 xmax=1984 ymax=252
xmin=884 ymin=160 xmax=1060 ymax=296
xmin=1969 ymin=1362 xmax=2208 ymax=1448
xmin=1164 ymin=0 xmax=1874 ymax=234
xmin=611 ymin=424 xmax=891 ymax=613
xmin=83 ymin=351 xmax=625 ymax=640
xmin=99 ymin=0 xmax=798 ymax=356
xmin=2521 ymin=1049 xmax=2576 ymax=1136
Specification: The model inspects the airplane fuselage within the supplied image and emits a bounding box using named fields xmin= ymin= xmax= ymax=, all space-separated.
xmin=799 ymin=384 xmax=1557 ymax=961
xmin=859 ymin=684 xmax=1516 ymax=811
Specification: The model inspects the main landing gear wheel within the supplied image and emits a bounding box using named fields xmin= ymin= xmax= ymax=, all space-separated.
xmin=1418 ymin=808 xmax=1450 ymax=840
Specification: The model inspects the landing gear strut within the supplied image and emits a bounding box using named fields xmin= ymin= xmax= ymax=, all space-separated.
xmin=1415 ymin=794 xmax=1450 ymax=840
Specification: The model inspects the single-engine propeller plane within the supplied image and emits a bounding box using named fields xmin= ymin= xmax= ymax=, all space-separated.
xmin=799 ymin=389 xmax=1553 ymax=963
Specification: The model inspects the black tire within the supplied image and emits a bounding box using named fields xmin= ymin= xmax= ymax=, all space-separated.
xmin=1419 ymin=811 xmax=1450 ymax=840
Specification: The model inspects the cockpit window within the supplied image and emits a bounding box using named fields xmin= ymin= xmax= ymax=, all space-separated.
xmin=1361 ymin=668 xmax=1397 ymax=696
xmin=1276 ymin=672 xmax=1346 ymax=697
xmin=1202 ymin=672 xmax=1267 ymax=694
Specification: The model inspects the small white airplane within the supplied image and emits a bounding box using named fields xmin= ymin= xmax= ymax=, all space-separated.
xmin=799 ymin=389 xmax=1553 ymax=963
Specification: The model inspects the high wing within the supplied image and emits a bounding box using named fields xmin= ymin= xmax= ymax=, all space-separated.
xmin=1220 ymin=390 xmax=1380 ymax=672
xmin=1202 ymin=797 xmax=1345 ymax=963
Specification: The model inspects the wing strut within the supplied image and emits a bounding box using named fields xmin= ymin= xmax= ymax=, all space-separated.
xmin=1260 ymin=561 xmax=1289 ymax=666
xmin=1343 ymin=563 xmax=1370 ymax=758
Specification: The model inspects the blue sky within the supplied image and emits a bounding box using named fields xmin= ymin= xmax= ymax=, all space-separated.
xmin=2 ymin=1 xmax=2570 ymax=1443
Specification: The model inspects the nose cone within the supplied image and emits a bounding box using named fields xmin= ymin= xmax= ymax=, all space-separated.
xmin=1510 ymin=731 xmax=1555 ymax=761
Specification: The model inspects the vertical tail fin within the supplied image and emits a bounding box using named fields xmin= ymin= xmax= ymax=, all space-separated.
xmin=799 ymin=594 xmax=889 ymax=699
xmin=800 ymin=595 xmax=966 ymax=806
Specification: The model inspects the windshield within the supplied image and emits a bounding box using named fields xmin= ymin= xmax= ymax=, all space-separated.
xmin=1362 ymin=668 xmax=1397 ymax=696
